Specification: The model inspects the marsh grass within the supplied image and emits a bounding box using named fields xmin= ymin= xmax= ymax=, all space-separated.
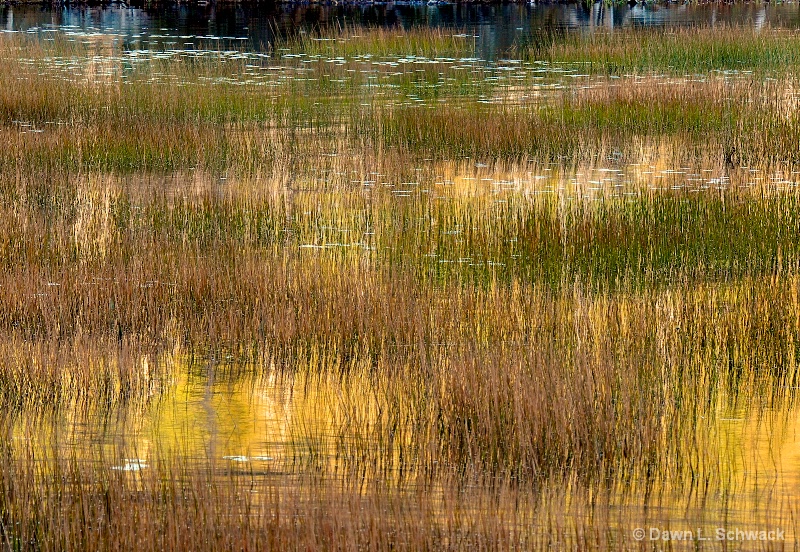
xmin=3 ymin=24 xmax=800 ymax=551
xmin=6 ymin=31 xmax=800 ymax=173
xmin=3 ymin=177 xmax=800 ymax=482
xmin=523 ymin=26 xmax=800 ymax=74
xmin=288 ymin=26 xmax=478 ymax=59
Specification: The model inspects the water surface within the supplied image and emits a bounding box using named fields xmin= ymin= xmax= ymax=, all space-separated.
xmin=4 ymin=2 xmax=800 ymax=59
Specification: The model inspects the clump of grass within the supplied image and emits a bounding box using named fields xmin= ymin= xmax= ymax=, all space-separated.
xmin=0 ymin=338 xmax=171 ymax=409
xmin=523 ymin=26 xmax=800 ymax=74
xmin=283 ymin=25 xmax=477 ymax=59
xmin=378 ymin=75 xmax=800 ymax=167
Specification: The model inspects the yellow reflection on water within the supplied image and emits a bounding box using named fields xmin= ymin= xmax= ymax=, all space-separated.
xmin=7 ymin=351 xmax=800 ymax=541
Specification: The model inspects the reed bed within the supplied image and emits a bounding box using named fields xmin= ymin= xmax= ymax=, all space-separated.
xmin=2 ymin=25 xmax=800 ymax=550
xmin=5 ymin=32 xmax=800 ymax=173
xmin=288 ymin=26 xmax=479 ymax=59
xmin=524 ymin=26 xmax=800 ymax=74
xmin=0 ymin=451 xmax=659 ymax=551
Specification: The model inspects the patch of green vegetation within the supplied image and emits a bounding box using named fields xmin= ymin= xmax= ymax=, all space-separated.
xmin=524 ymin=27 xmax=800 ymax=74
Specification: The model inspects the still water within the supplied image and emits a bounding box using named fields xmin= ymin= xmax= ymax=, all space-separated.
xmin=4 ymin=2 xmax=800 ymax=59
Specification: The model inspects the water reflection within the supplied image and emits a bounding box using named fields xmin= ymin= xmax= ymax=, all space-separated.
xmin=3 ymin=2 xmax=800 ymax=59
xmin=3 ymin=351 xmax=799 ymax=540
xmin=7 ymin=358 xmax=385 ymax=473
xmin=6 ymin=354 xmax=799 ymax=480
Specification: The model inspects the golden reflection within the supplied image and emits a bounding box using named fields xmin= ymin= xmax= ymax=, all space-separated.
xmin=4 ymin=346 xmax=800 ymax=543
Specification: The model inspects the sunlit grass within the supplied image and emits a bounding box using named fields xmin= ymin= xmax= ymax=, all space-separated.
xmin=523 ymin=26 xmax=800 ymax=74
xmin=2 ymin=24 xmax=800 ymax=551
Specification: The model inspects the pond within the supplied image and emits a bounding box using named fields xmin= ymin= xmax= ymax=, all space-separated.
xmin=4 ymin=2 xmax=800 ymax=60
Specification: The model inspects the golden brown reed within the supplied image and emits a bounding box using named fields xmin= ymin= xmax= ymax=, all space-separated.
xmin=2 ymin=26 xmax=800 ymax=551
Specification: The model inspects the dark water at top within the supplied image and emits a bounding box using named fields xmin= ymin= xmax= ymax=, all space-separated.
xmin=3 ymin=2 xmax=800 ymax=59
